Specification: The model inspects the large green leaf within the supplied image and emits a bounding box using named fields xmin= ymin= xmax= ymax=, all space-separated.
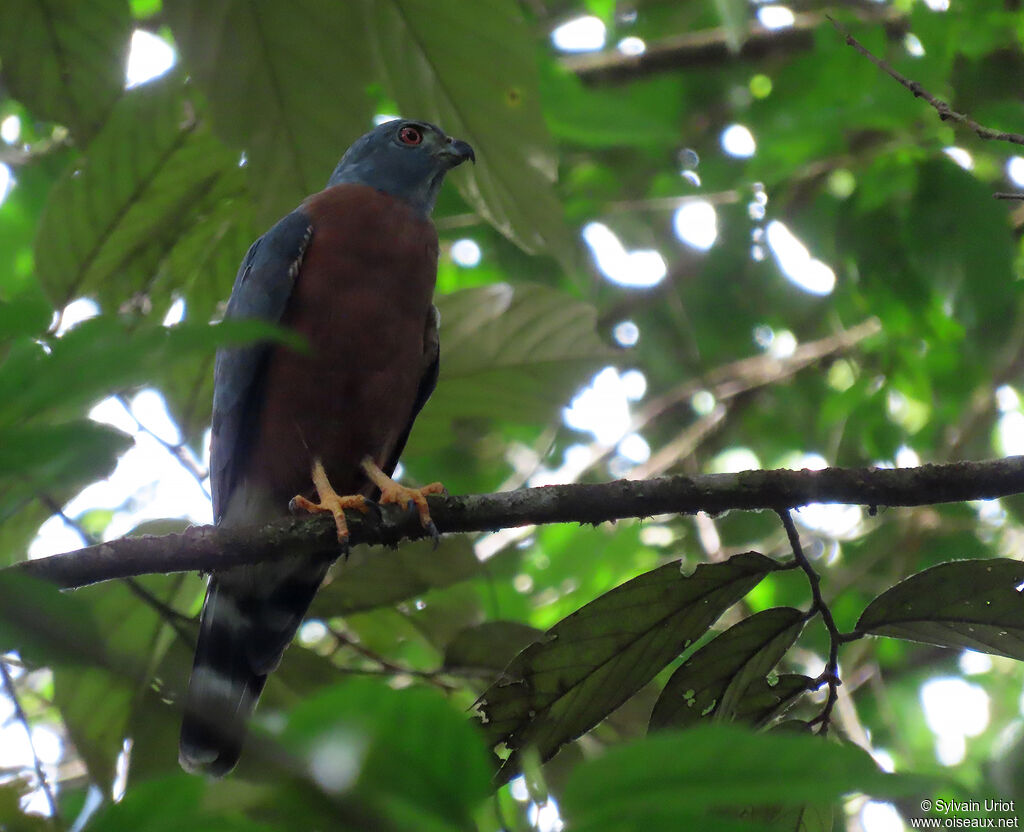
xmin=0 ymin=0 xmax=130 ymax=141
xmin=0 ymin=316 xmax=292 ymax=426
xmin=310 ymin=536 xmax=480 ymax=617
xmin=406 ymin=283 xmax=615 ymax=455
xmin=0 ymin=421 xmax=130 ymax=559
xmin=53 ymin=574 xmax=198 ymax=792
xmin=164 ymin=0 xmax=375 ymax=222
xmin=476 ymin=553 xmax=780 ymax=778
xmin=649 ymin=606 xmax=806 ymax=731
xmin=34 ymin=73 xmax=241 ymax=306
xmin=362 ymin=0 xmax=574 ymax=265
xmin=443 ymin=620 xmax=544 ymax=673
xmin=561 ymin=725 xmax=931 ymax=832
xmin=856 ymin=558 xmax=1024 ymax=660
xmin=281 ymin=680 xmax=493 ymax=830
xmin=0 ymin=572 xmax=107 ymax=668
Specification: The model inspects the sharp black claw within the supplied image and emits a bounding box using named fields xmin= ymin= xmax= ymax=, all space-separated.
xmin=288 ymin=497 xmax=302 ymax=515
xmin=364 ymin=498 xmax=383 ymax=520
xmin=405 ymin=498 xmax=416 ymax=515
xmin=425 ymin=519 xmax=440 ymax=549
xmin=338 ymin=538 xmax=350 ymax=561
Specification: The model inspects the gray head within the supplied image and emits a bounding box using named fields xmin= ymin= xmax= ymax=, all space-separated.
xmin=326 ymin=119 xmax=475 ymax=215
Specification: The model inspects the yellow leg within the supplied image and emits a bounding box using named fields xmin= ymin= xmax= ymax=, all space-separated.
xmin=360 ymin=456 xmax=444 ymax=529
xmin=290 ymin=458 xmax=370 ymax=542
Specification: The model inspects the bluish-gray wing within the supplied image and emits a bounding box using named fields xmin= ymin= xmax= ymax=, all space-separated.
xmin=383 ymin=304 xmax=439 ymax=477
xmin=210 ymin=209 xmax=313 ymax=521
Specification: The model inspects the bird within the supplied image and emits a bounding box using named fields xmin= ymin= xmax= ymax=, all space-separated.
xmin=178 ymin=119 xmax=474 ymax=776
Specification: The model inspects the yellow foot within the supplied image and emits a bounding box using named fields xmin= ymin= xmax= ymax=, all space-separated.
xmin=360 ymin=457 xmax=444 ymax=531
xmin=289 ymin=458 xmax=369 ymax=542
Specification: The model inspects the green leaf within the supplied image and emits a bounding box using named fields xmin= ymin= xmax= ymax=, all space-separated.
xmin=731 ymin=674 xmax=815 ymax=729
xmin=53 ymin=574 xmax=198 ymax=791
xmin=363 ymin=0 xmax=574 ymax=266
xmin=539 ymin=61 xmax=683 ymax=148
xmin=0 ymin=572 xmax=107 ymax=668
xmin=164 ymin=0 xmax=375 ymax=222
xmin=0 ymin=0 xmax=130 ymax=141
xmin=0 ymin=316 xmax=293 ymax=426
xmin=0 ymin=780 xmax=53 ymax=832
xmin=310 ymin=536 xmax=480 ymax=616
xmin=856 ymin=558 xmax=1024 ymax=660
xmin=443 ymin=620 xmax=544 ymax=672
xmin=476 ymin=553 xmax=781 ymax=777
xmin=0 ymin=421 xmax=130 ymax=530
xmin=84 ymin=775 xmax=275 ymax=832
xmin=406 ymin=283 xmax=616 ymax=455
xmin=561 ymin=724 xmax=930 ymax=832
xmin=714 ymin=0 xmax=748 ymax=53
xmin=34 ymin=73 xmax=241 ymax=306
xmin=281 ymin=680 xmax=493 ymax=830
xmin=650 ymin=607 xmax=806 ymax=731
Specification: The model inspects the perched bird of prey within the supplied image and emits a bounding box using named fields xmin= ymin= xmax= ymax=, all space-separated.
xmin=179 ymin=119 xmax=474 ymax=776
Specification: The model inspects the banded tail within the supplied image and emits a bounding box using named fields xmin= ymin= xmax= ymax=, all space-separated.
xmin=179 ymin=557 xmax=330 ymax=775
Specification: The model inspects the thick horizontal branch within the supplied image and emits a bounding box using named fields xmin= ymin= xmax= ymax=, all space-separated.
xmin=9 ymin=456 xmax=1024 ymax=591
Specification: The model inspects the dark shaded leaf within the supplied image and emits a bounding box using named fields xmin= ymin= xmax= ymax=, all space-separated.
xmin=477 ymin=553 xmax=781 ymax=777
xmin=165 ymin=0 xmax=375 ymax=222
xmin=856 ymin=558 xmax=1024 ymax=660
xmin=363 ymin=0 xmax=574 ymax=265
xmin=54 ymin=574 xmax=198 ymax=791
xmin=0 ymin=572 xmax=107 ymax=668
xmin=562 ymin=725 xmax=933 ymax=832
xmin=444 ymin=621 xmax=544 ymax=672
xmin=34 ymin=74 xmax=241 ymax=306
xmin=0 ymin=0 xmax=130 ymax=140
xmin=650 ymin=606 xmax=806 ymax=731
xmin=310 ymin=535 xmax=480 ymax=617
xmin=732 ymin=674 xmax=815 ymax=729
xmin=0 ymin=421 xmax=130 ymax=550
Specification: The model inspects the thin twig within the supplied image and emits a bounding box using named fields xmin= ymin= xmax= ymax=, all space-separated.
xmin=828 ymin=15 xmax=1024 ymax=146
xmin=114 ymin=394 xmax=211 ymax=499
xmin=329 ymin=627 xmax=458 ymax=692
xmin=122 ymin=579 xmax=195 ymax=645
xmin=0 ymin=660 xmax=59 ymax=822
xmin=776 ymin=509 xmax=846 ymax=735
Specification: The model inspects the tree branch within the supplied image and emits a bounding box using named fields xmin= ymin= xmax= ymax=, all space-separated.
xmin=8 ymin=457 xmax=1024 ymax=591
xmin=828 ymin=15 xmax=1024 ymax=147
xmin=563 ymin=8 xmax=905 ymax=85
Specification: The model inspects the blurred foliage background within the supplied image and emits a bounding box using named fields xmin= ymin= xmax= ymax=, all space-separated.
xmin=1 ymin=0 xmax=1024 ymax=830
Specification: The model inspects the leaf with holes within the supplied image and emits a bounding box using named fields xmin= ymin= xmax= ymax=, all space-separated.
xmin=34 ymin=73 xmax=241 ymax=307
xmin=476 ymin=553 xmax=781 ymax=779
xmin=857 ymin=558 xmax=1024 ymax=660
xmin=650 ymin=607 xmax=806 ymax=732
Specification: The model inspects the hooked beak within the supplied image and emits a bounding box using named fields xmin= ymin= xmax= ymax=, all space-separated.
xmin=436 ymin=136 xmax=475 ymax=167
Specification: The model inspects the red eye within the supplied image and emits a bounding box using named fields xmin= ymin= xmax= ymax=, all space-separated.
xmin=399 ymin=126 xmax=423 ymax=145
